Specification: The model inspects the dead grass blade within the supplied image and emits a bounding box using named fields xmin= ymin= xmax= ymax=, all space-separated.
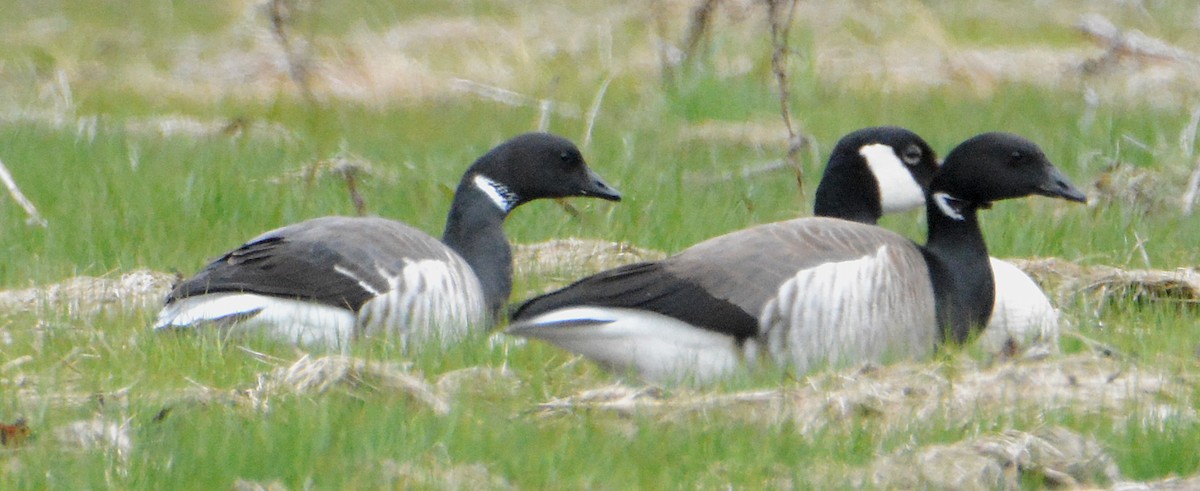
xmin=0 ymin=157 xmax=48 ymax=227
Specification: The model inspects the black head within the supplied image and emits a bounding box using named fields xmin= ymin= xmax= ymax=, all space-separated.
xmin=814 ymin=126 xmax=939 ymax=223
xmin=933 ymin=132 xmax=1087 ymax=206
xmin=469 ymin=133 xmax=621 ymax=208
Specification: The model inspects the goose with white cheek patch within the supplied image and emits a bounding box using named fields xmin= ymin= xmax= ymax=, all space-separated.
xmin=508 ymin=132 xmax=1085 ymax=384
xmin=155 ymin=133 xmax=621 ymax=348
xmin=815 ymin=129 xmax=1063 ymax=357
xmin=508 ymin=127 xmax=936 ymax=383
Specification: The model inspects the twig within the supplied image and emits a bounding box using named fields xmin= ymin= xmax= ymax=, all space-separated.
xmin=1183 ymin=156 xmax=1200 ymax=215
xmin=267 ymin=0 xmax=315 ymax=99
xmin=1076 ymin=13 xmax=1200 ymax=72
xmin=649 ymin=0 xmax=678 ymax=88
xmin=1061 ymin=331 xmax=1121 ymax=358
xmin=681 ymin=0 xmax=721 ymax=65
xmin=1179 ymin=105 xmax=1200 ymax=156
xmin=340 ymin=166 xmax=367 ymax=216
xmin=450 ymin=79 xmax=581 ymax=118
xmin=1132 ymin=231 xmax=1151 ymax=269
xmin=0 ymin=158 xmax=48 ymax=227
xmin=685 ymin=159 xmax=792 ymax=184
xmin=765 ymin=0 xmax=807 ymax=193
xmin=537 ymin=99 xmax=553 ymax=132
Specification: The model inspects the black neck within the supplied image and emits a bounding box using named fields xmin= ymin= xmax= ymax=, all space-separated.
xmin=813 ymin=165 xmax=882 ymax=225
xmin=920 ymin=194 xmax=994 ymax=344
xmin=442 ymin=175 xmax=513 ymax=318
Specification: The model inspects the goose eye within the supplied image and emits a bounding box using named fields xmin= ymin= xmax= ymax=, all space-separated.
xmin=901 ymin=144 xmax=923 ymax=165
xmin=560 ymin=151 xmax=569 ymax=161
xmin=1011 ymin=151 xmax=1024 ymax=162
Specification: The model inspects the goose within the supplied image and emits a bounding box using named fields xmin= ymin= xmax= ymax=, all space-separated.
xmin=814 ymin=129 xmax=1061 ymax=356
xmin=507 ymin=126 xmax=938 ymax=382
xmin=155 ymin=132 xmax=622 ymax=348
xmin=508 ymin=132 xmax=1085 ymax=383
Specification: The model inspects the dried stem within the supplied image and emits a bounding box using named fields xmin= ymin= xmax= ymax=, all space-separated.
xmin=650 ymin=0 xmax=677 ymax=88
xmin=681 ymin=0 xmax=721 ymax=65
xmin=267 ymin=0 xmax=315 ymax=100
xmin=765 ymin=0 xmax=807 ymax=193
xmin=1183 ymin=156 xmax=1200 ymax=215
xmin=0 ymin=158 xmax=47 ymax=227
xmin=340 ymin=167 xmax=367 ymax=216
xmin=582 ymin=75 xmax=614 ymax=149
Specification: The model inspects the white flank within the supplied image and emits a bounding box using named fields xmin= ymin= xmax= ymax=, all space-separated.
xmin=508 ymin=306 xmax=745 ymax=385
xmin=473 ymin=174 xmax=517 ymax=213
xmin=759 ymin=245 xmax=937 ymax=376
xmin=978 ymin=258 xmax=1061 ymax=355
xmin=932 ymin=192 xmax=965 ymax=221
xmin=356 ymin=254 xmax=486 ymax=347
xmin=859 ymin=143 xmax=926 ymax=213
xmin=154 ymin=293 xmax=357 ymax=349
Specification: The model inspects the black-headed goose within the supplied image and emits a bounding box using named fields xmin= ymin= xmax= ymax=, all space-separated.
xmin=508 ymin=127 xmax=937 ymax=382
xmin=814 ymin=129 xmax=1061 ymax=357
xmin=509 ymin=132 xmax=1085 ymax=383
xmin=155 ymin=132 xmax=621 ymax=348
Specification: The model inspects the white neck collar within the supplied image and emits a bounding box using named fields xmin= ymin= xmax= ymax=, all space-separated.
xmin=933 ymin=192 xmax=966 ymax=221
xmin=473 ymin=174 xmax=518 ymax=213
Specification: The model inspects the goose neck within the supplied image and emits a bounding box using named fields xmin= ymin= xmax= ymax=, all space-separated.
xmin=922 ymin=192 xmax=994 ymax=344
xmin=442 ymin=175 xmax=515 ymax=316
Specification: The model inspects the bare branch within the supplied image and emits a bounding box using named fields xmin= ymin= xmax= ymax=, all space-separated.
xmin=765 ymin=0 xmax=808 ymax=193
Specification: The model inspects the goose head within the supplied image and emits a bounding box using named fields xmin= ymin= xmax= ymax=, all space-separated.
xmin=932 ymin=132 xmax=1087 ymax=209
xmin=815 ymin=126 xmax=940 ymax=222
xmin=468 ymin=132 xmax=622 ymax=210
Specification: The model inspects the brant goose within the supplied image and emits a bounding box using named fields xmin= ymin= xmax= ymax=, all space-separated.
xmin=814 ymin=128 xmax=1061 ymax=356
xmin=509 ymin=132 xmax=1085 ymax=383
xmin=155 ymin=132 xmax=621 ymax=348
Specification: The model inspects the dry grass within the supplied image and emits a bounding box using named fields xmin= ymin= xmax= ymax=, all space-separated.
xmin=534 ymin=353 xmax=1194 ymax=436
xmin=10 ymin=1 xmax=1195 ymax=110
xmin=0 ymin=270 xmax=175 ymax=318
xmin=1010 ymin=258 xmax=1200 ymax=307
xmin=246 ymin=354 xmax=450 ymax=415
xmin=532 ymin=352 xmax=1198 ymax=487
xmin=867 ymin=426 xmax=1119 ymax=489
xmin=513 ymin=238 xmax=668 ymax=289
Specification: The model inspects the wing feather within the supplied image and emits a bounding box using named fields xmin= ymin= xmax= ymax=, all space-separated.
xmin=166 ymin=217 xmax=465 ymax=312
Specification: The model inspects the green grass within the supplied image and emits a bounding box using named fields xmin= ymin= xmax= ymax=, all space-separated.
xmin=2 ymin=0 xmax=1200 ymax=489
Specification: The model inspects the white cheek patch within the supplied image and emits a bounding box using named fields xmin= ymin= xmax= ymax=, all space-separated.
xmin=859 ymin=143 xmax=926 ymax=213
xmin=473 ymin=174 xmax=519 ymax=213
xmin=933 ymin=192 xmax=965 ymax=221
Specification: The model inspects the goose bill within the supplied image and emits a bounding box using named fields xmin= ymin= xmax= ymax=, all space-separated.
xmin=1035 ymin=166 xmax=1087 ymax=203
xmin=581 ymin=168 xmax=622 ymax=201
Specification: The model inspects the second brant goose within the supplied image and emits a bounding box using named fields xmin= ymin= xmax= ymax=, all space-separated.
xmin=815 ymin=127 xmax=1062 ymax=356
xmin=156 ymin=132 xmax=621 ymax=348
xmin=509 ymin=132 xmax=1085 ymax=383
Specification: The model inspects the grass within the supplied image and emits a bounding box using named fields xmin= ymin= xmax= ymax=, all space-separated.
xmin=2 ymin=0 xmax=1200 ymax=488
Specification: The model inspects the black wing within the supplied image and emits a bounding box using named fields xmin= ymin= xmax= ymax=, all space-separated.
xmin=165 ymin=216 xmax=454 ymax=312
xmin=511 ymin=261 xmax=760 ymax=341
